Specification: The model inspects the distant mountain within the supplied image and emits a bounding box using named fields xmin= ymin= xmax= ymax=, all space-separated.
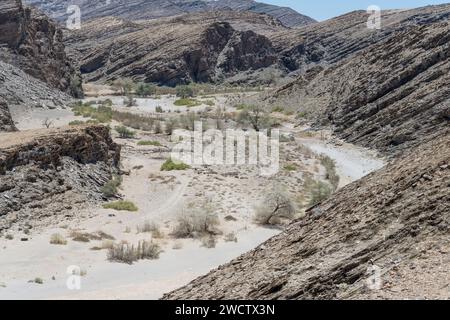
xmin=24 ymin=0 xmax=316 ymax=27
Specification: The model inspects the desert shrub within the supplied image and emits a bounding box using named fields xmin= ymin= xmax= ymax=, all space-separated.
xmin=154 ymin=121 xmax=162 ymax=134
xmin=308 ymin=180 xmax=333 ymax=206
xmin=107 ymin=240 xmax=161 ymax=264
xmin=176 ymin=85 xmax=195 ymax=98
xmin=112 ymin=110 xmax=156 ymax=131
xmin=135 ymin=83 xmax=156 ymax=97
xmin=32 ymin=277 xmax=44 ymax=284
xmin=284 ymin=164 xmax=297 ymax=171
xmin=224 ymin=232 xmax=238 ymax=242
xmin=69 ymin=120 xmax=86 ymax=126
xmin=201 ymin=235 xmax=217 ymax=248
xmin=236 ymin=104 xmax=273 ymax=131
xmin=103 ymin=200 xmax=138 ymax=212
xmin=5 ymin=234 xmax=13 ymax=240
xmin=71 ymin=104 xmax=112 ymax=123
xmin=155 ymin=106 xmax=163 ymax=113
xmin=254 ymin=188 xmax=296 ymax=225
xmin=160 ymin=159 xmax=190 ymax=171
xmin=101 ymin=174 xmax=122 ymax=198
xmin=101 ymin=99 xmax=113 ymax=107
xmin=164 ymin=118 xmax=178 ymax=135
xmin=70 ymin=230 xmax=115 ymax=242
xmin=136 ymin=221 xmax=163 ymax=238
xmin=50 ymin=233 xmax=67 ymax=245
xmin=174 ymin=98 xmax=201 ymax=107
xmin=137 ymin=140 xmax=161 ymax=146
xmin=123 ymin=95 xmax=137 ymax=107
xmin=320 ymin=155 xmax=340 ymax=190
xmin=204 ymin=100 xmax=215 ymax=106
xmin=172 ymin=201 xmax=219 ymax=238
xmin=115 ymin=126 xmax=136 ymax=139
xmin=178 ymin=112 xmax=198 ymax=130
xmin=112 ymin=78 xmax=134 ymax=95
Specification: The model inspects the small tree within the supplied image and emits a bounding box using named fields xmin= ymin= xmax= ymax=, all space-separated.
xmin=42 ymin=118 xmax=53 ymax=129
xmin=115 ymin=126 xmax=136 ymax=139
xmin=176 ymin=85 xmax=194 ymax=99
xmin=237 ymin=105 xmax=271 ymax=131
xmin=136 ymin=83 xmax=156 ymax=97
xmin=112 ymin=78 xmax=134 ymax=95
xmin=255 ymin=188 xmax=296 ymax=225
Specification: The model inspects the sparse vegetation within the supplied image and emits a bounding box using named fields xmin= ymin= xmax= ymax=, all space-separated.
xmin=201 ymin=235 xmax=217 ymax=248
xmin=103 ymin=200 xmax=138 ymax=212
xmin=155 ymin=106 xmax=163 ymax=113
xmin=71 ymin=102 xmax=112 ymax=123
xmin=136 ymin=221 xmax=163 ymax=238
xmin=137 ymin=140 xmax=162 ymax=146
xmin=176 ymin=85 xmax=195 ymax=98
xmin=49 ymin=233 xmax=67 ymax=245
xmin=107 ymin=240 xmax=161 ymax=264
xmin=224 ymin=232 xmax=238 ymax=242
xmin=100 ymin=174 xmax=123 ymax=198
xmin=135 ymin=83 xmax=156 ymax=97
xmin=172 ymin=200 xmax=219 ymax=238
xmin=308 ymin=180 xmax=333 ymax=206
xmin=174 ymin=98 xmax=201 ymax=107
xmin=160 ymin=158 xmax=190 ymax=171
xmin=115 ymin=126 xmax=136 ymax=139
xmin=236 ymin=104 xmax=273 ymax=131
xmin=254 ymin=188 xmax=296 ymax=225
xmin=284 ymin=164 xmax=297 ymax=171
xmin=320 ymin=155 xmax=340 ymax=190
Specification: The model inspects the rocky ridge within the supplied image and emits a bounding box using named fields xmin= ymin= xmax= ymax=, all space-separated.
xmin=0 ymin=125 xmax=121 ymax=232
xmin=65 ymin=11 xmax=284 ymax=85
xmin=25 ymin=0 xmax=316 ymax=28
xmin=0 ymin=0 xmax=82 ymax=97
xmin=272 ymin=4 xmax=450 ymax=155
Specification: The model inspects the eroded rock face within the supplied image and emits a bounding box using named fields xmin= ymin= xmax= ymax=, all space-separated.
xmin=164 ymin=135 xmax=450 ymax=300
xmin=0 ymin=0 xmax=82 ymax=97
xmin=65 ymin=13 xmax=280 ymax=86
xmin=0 ymin=125 xmax=120 ymax=231
xmin=25 ymin=0 xmax=316 ymax=28
xmin=0 ymin=98 xmax=16 ymax=132
xmin=272 ymin=4 xmax=450 ymax=155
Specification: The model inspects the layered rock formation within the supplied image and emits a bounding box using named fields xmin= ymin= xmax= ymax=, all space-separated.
xmin=0 ymin=125 xmax=121 ymax=231
xmin=272 ymin=4 xmax=450 ymax=154
xmin=0 ymin=0 xmax=82 ymax=97
xmin=164 ymin=135 xmax=450 ymax=300
xmin=65 ymin=12 xmax=282 ymax=85
xmin=25 ymin=0 xmax=316 ymax=28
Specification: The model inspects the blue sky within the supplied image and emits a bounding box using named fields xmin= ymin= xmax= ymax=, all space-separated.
xmin=262 ymin=0 xmax=449 ymax=21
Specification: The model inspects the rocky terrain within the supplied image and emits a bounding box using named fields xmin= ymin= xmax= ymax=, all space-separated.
xmin=0 ymin=0 xmax=82 ymax=97
xmin=164 ymin=135 xmax=450 ymax=300
xmin=25 ymin=0 xmax=316 ymax=28
xmin=65 ymin=11 xmax=285 ymax=85
xmin=0 ymin=98 xmax=16 ymax=132
xmin=271 ymin=4 xmax=450 ymax=155
xmin=0 ymin=125 xmax=120 ymax=232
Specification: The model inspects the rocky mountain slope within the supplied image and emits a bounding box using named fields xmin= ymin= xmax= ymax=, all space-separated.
xmin=272 ymin=4 xmax=450 ymax=155
xmin=0 ymin=125 xmax=121 ymax=232
xmin=0 ymin=98 xmax=16 ymax=132
xmin=65 ymin=11 xmax=285 ymax=85
xmin=164 ymin=134 xmax=450 ymax=300
xmin=25 ymin=0 xmax=316 ymax=28
xmin=0 ymin=0 xmax=82 ymax=97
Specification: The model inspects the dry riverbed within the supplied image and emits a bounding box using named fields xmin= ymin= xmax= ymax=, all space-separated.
xmin=0 ymin=94 xmax=385 ymax=299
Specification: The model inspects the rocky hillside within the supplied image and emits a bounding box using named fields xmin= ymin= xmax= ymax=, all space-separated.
xmin=0 ymin=98 xmax=16 ymax=132
xmin=271 ymin=4 xmax=450 ymax=155
xmin=0 ymin=0 xmax=82 ymax=97
xmin=164 ymin=134 xmax=450 ymax=300
xmin=65 ymin=11 xmax=285 ymax=85
xmin=0 ymin=125 xmax=121 ymax=232
xmin=25 ymin=0 xmax=316 ymax=28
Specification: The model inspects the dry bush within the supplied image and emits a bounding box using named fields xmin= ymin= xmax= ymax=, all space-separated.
xmin=224 ymin=232 xmax=238 ymax=242
xmin=136 ymin=221 xmax=164 ymax=238
xmin=172 ymin=200 xmax=220 ymax=238
xmin=50 ymin=233 xmax=67 ymax=245
xmin=201 ymin=235 xmax=217 ymax=248
xmin=107 ymin=240 xmax=161 ymax=264
xmin=254 ymin=187 xmax=296 ymax=225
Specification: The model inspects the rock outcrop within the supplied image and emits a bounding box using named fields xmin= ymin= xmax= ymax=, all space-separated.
xmin=25 ymin=0 xmax=316 ymax=28
xmin=65 ymin=12 xmax=281 ymax=85
xmin=272 ymin=4 xmax=450 ymax=155
xmin=164 ymin=135 xmax=450 ymax=300
xmin=0 ymin=0 xmax=82 ymax=97
xmin=0 ymin=125 xmax=121 ymax=231
xmin=0 ymin=98 xmax=16 ymax=132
